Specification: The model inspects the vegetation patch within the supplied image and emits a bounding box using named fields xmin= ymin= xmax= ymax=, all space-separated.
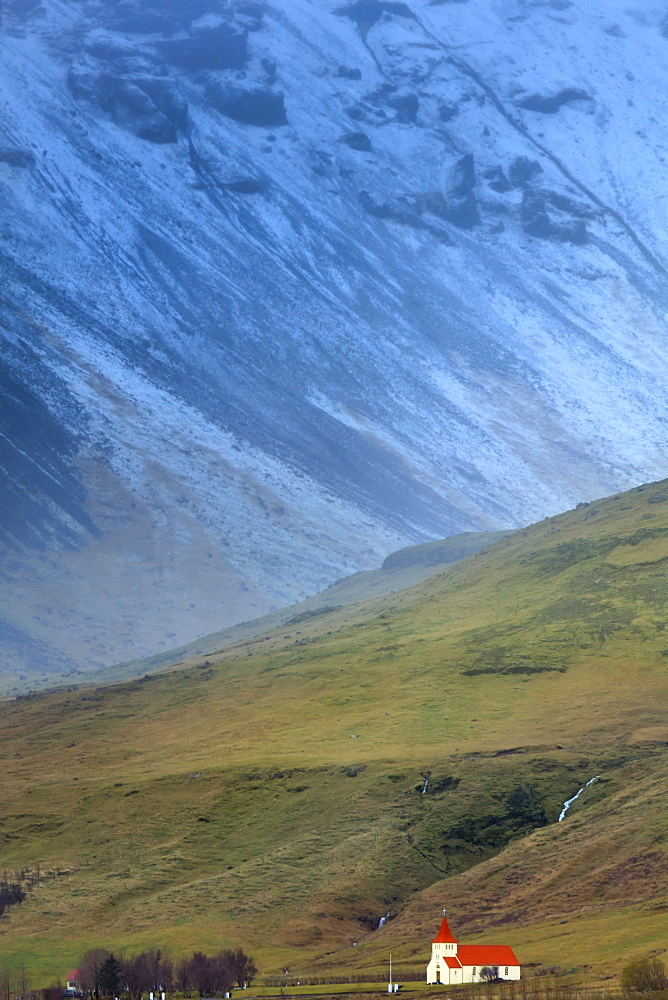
xmin=0 ymin=875 xmax=26 ymax=917
xmin=286 ymin=606 xmax=343 ymax=624
xmin=458 ymin=646 xmax=567 ymax=676
xmin=519 ymin=537 xmax=615 ymax=572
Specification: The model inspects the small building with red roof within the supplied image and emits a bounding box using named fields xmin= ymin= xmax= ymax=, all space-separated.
xmin=65 ymin=970 xmax=81 ymax=994
xmin=426 ymin=914 xmax=520 ymax=985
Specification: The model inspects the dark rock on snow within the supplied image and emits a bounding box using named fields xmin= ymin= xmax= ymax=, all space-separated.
xmin=440 ymin=153 xmax=480 ymax=229
xmin=337 ymin=2 xmax=416 ymax=30
xmin=340 ymin=131 xmax=373 ymax=151
xmin=157 ymin=27 xmax=248 ymax=71
xmin=521 ymin=190 xmax=588 ymax=244
xmin=207 ymin=84 xmax=288 ymax=126
xmin=336 ymin=65 xmax=363 ymax=80
xmin=508 ymin=156 xmax=543 ymax=188
xmin=483 ymin=166 xmax=512 ymax=193
xmin=517 ymin=88 xmax=593 ymax=114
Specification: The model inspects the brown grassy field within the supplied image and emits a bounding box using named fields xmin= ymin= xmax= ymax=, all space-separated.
xmin=0 ymin=480 xmax=666 ymax=988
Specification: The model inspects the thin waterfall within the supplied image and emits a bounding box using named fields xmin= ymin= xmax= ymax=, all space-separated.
xmin=558 ymin=775 xmax=600 ymax=821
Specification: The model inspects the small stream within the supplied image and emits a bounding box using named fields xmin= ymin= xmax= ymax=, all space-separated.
xmin=558 ymin=775 xmax=600 ymax=821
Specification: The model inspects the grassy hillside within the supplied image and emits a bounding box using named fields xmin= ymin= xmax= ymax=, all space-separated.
xmin=321 ymin=750 xmax=668 ymax=978
xmin=0 ymin=482 xmax=666 ymax=987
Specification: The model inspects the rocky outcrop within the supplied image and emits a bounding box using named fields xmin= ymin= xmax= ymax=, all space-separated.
xmin=517 ymin=89 xmax=593 ymax=114
xmin=508 ymin=156 xmax=543 ymax=188
xmin=439 ymin=153 xmax=480 ymax=229
xmin=336 ymin=65 xmax=362 ymax=80
xmin=358 ymin=192 xmax=454 ymax=241
xmin=341 ymin=131 xmax=372 ymax=151
xmin=521 ymin=190 xmax=588 ymax=244
xmin=82 ymin=31 xmax=157 ymax=64
xmin=384 ymin=89 xmax=419 ymax=123
xmin=67 ymin=68 xmax=184 ymax=142
xmin=134 ymin=78 xmax=189 ymax=129
xmin=99 ymin=0 xmax=263 ymax=37
xmin=157 ymin=26 xmax=248 ymax=71
xmin=337 ymin=2 xmax=416 ymax=31
xmin=64 ymin=6 xmax=252 ymax=142
xmin=482 ymin=166 xmax=511 ymax=193
xmin=347 ymin=85 xmax=419 ymax=125
xmin=439 ymin=103 xmax=459 ymax=122
xmin=356 ymin=153 xmax=480 ymax=233
xmin=110 ymin=81 xmax=178 ymax=142
xmin=206 ymin=83 xmax=288 ymax=126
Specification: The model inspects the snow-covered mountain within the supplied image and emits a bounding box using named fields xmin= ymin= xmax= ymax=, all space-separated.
xmin=2 ymin=0 xmax=668 ymax=681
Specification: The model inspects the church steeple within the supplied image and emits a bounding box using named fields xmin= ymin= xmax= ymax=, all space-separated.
xmin=431 ymin=910 xmax=458 ymax=958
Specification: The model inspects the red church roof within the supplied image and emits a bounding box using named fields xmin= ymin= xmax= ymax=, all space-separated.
xmin=432 ymin=916 xmax=458 ymax=944
xmin=66 ymin=971 xmax=81 ymax=981
xmin=457 ymin=945 xmax=520 ymax=967
xmin=443 ymin=957 xmax=462 ymax=969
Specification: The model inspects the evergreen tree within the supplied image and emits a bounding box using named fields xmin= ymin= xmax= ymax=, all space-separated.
xmin=98 ymin=955 xmax=123 ymax=998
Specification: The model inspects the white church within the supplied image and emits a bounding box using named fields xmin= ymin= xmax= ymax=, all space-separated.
xmin=426 ymin=913 xmax=521 ymax=985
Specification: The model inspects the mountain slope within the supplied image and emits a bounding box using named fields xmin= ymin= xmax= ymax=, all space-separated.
xmin=46 ymin=529 xmax=507 ymax=693
xmin=3 ymin=0 xmax=668 ymax=675
xmin=0 ymin=479 xmax=666 ymax=983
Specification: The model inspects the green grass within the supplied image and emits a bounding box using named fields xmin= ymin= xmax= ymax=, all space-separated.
xmin=0 ymin=482 xmax=666 ymax=987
